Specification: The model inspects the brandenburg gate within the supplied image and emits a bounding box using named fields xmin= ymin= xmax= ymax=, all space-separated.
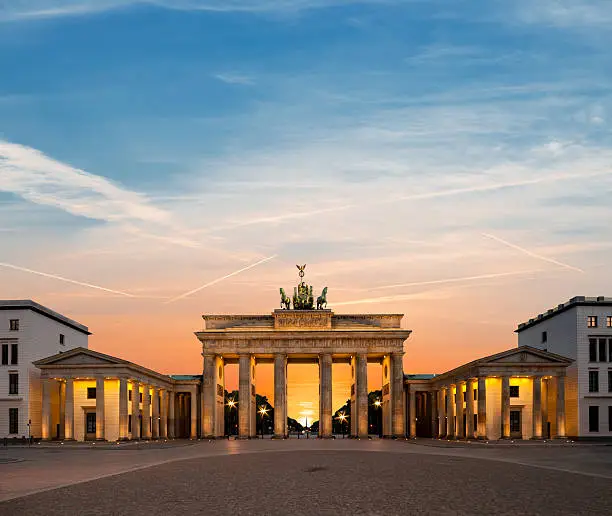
xmin=196 ymin=266 xmax=411 ymax=438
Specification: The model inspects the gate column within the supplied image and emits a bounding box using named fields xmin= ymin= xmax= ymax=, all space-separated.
xmin=391 ymin=352 xmax=405 ymax=437
xmin=274 ymin=353 xmax=287 ymax=438
xmin=319 ymin=353 xmax=333 ymax=438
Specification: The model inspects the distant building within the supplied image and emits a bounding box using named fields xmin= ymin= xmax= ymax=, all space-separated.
xmin=516 ymin=296 xmax=612 ymax=438
xmin=0 ymin=300 xmax=90 ymax=439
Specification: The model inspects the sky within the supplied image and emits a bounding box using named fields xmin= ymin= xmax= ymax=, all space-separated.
xmin=1 ymin=0 xmax=611 ymax=424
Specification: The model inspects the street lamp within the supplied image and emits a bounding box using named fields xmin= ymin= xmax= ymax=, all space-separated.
xmin=226 ymin=398 xmax=236 ymax=438
xmin=373 ymin=399 xmax=382 ymax=438
xmin=258 ymin=406 xmax=268 ymax=439
xmin=337 ymin=412 xmax=348 ymax=439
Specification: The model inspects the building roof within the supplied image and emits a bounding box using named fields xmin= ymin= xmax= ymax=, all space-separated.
xmin=404 ymin=374 xmax=436 ymax=381
xmin=170 ymin=375 xmax=202 ymax=381
xmin=0 ymin=299 xmax=90 ymax=335
xmin=516 ymin=296 xmax=612 ymax=332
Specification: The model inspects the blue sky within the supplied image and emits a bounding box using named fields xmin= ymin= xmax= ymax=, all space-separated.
xmin=1 ymin=1 xmax=611 ymax=385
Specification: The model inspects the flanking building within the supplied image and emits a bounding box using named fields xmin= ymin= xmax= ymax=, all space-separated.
xmin=515 ymin=296 xmax=612 ymax=438
xmin=0 ymin=300 xmax=90 ymax=440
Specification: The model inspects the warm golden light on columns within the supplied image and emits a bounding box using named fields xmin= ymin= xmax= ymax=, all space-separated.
xmin=273 ymin=353 xmax=287 ymax=438
xmin=64 ymin=377 xmax=74 ymax=440
xmin=95 ymin=376 xmax=105 ymax=441
xmin=477 ymin=377 xmax=487 ymax=439
xmin=131 ymin=381 xmax=140 ymax=440
xmin=319 ymin=353 xmax=332 ymax=438
xmin=555 ymin=375 xmax=566 ymax=438
xmin=465 ymin=379 xmax=475 ymax=439
xmin=118 ymin=378 xmax=128 ymax=440
xmin=532 ymin=376 xmax=543 ymax=439
xmin=501 ymin=375 xmax=511 ymax=439
xmin=41 ymin=378 xmax=52 ymax=440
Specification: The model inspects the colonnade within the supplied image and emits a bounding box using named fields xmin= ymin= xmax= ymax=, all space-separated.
xmin=410 ymin=374 xmax=566 ymax=440
xmin=41 ymin=376 xmax=196 ymax=441
xmin=201 ymin=352 xmax=406 ymax=438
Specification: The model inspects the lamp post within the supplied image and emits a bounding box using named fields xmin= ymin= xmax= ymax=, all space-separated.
xmin=374 ymin=400 xmax=382 ymax=438
xmin=258 ymin=406 xmax=268 ymax=439
xmin=337 ymin=413 xmax=348 ymax=439
xmin=227 ymin=398 xmax=236 ymax=438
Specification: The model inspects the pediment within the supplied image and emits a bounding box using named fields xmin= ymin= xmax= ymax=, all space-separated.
xmin=34 ymin=348 xmax=126 ymax=367
xmin=484 ymin=347 xmax=571 ymax=365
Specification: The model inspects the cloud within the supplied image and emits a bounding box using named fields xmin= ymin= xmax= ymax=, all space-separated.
xmin=212 ymin=73 xmax=255 ymax=86
xmin=0 ymin=140 xmax=168 ymax=224
xmin=0 ymin=0 xmax=390 ymax=21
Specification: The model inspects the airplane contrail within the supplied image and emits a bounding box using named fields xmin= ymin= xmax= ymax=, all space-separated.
xmin=371 ymin=269 xmax=546 ymax=290
xmin=0 ymin=261 xmax=136 ymax=297
xmin=334 ymin=268 xmax=552 ymax=307
xmin=165 ymin=254 xmax=278 ymax=303
xmin=482 ymin=233 xmax=584 ymax=273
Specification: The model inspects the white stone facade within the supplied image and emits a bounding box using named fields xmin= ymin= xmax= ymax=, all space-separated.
xmin=0 ymin=300 xmax=89 ymax=440
xmin=517 ymin=296 xmax=612 ymax=438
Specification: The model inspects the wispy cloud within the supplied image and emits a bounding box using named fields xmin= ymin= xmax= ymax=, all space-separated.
xmin=482 ymin=233 xmax=584 ymax=273
xmin=0 ymin=0 xmax=388 ymax=21
xmin=212 ymin=73 xmax=255 ymax=86
xmin=0 ymin=140 xmax=168 ymax=224
xmin=0 ymin=261 xmax=136 ymax=297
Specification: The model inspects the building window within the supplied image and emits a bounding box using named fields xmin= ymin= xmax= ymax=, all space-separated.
xmin=87 ymin=387 xmax=97 ymax=399
xmin=473 ymin=414 xmax=477 ymax=430
xmin=589 ymin=338 xmax=597 ymax=362
xmin=588 ymin=316 xmax=598 ymax=328
xmin=128 ymin=414 xmax=132 ymax=432
xmin=59 ymin=334 xmax=65 ymax=345
xmin=589 ymin=371 xmax=599 ymax=393
xmin=9 ymin=408 xmax=18 ymax=434
xmin=10 ymin=343 xmax=18 ymax=365
xmin=128 ymin=390 xmax=132 ymax=401
xmin=609 ymin=339 xmax=612 ymax=362
xmin=541 ymin=331 xmax=547 ymax=343
xmin=463 ymin=391 xmax=467 ymax=402
xmin=607 ymin=316 xmax=612 ymax=328
xmin=139 ymin=392 xmax=143 ymax=403
xmin=9 ymin=319 xmax=19 ymax=331
xmin=599 ymin=339 xmax=608 ymax=363
xmin=1 ymin=344 xmax=7 ymax=365
xmin=588 ymin=406 xmax=599 ymax=432
xmin=509 ymin=386 xmax=519 ymax=398
xmin=608 ymin=371 xmax=612 ymax=393
xmin=9 ymin=373 xmax=18 ymax=394
xmin=473 ymin=389 xmax=477 ymax=400
xmin=609 ymin=407 xmax=612 ymax=432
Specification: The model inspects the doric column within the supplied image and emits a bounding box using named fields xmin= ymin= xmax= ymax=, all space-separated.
xmin=131 ymin=381 xmax=140 ymax=439
xmin=274 ymin=353 xmax=287 ymax=438
xmin=446 ymin=385 xmax=454 ymax=439
xmin=158 ymin=389 xmax=166 ymax=438
xmin=202 ymin=354 xmax=216 ymax=438
xmin=41 ymin=378 xmax=52 ymax=440
xmin=119 ymin=378 xmax=129 ymax=440
xmin=477 ymin=377 xmax=487 ymax=439
xmin=438 ymin=389 xmax=446 ymax=437
xmin=64 ymin=378 xmax=74 ymax=440
xmin=168 ymin=391 xmax=175 ymax=438
xmin=430 ymin=391 xmax=438 ymax=438
xmin=532 ymin=376 xmax=542 ymax=439
xmin=239 ymin=354 xmax=253 ymax=438
xmin=190 ymin=387 xmax=198 ymax=438
xmin=408 ymin=388 xmax=416 ymax=438
xmin=95 ymin=377 xmax=105 ymax=440
xmin=541 ymin=378 xmax=549 ymax=438
xmin=151 ymin=387 xmax=160 ymax=439
xmin=142 ymin=384 xmax=151 ymax=439
xmin=356 ymin=353 xmax=368 ymax=438
xmin=501 ymin=376 xmax=511 ymax=438
xmin=59 ymin=381 xmax=66 ymax=440
xmin=455 ymin=382 xmax=464 ymax=439
xmin=555 ymin=375 xmax=566 ymax=438
xmin=465 ymin=379 xmax=475 ymax=439
xmin=391 ymin=352 xmax=405 ymax=437
xmin=319 ymin=353 xmax=333 ymax=438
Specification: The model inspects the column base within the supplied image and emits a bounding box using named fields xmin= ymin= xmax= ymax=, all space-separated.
xmin=118 ymin=437 xmax=130 ymax=441
xmin=553 ymin=435 xmax=567 ymax=440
